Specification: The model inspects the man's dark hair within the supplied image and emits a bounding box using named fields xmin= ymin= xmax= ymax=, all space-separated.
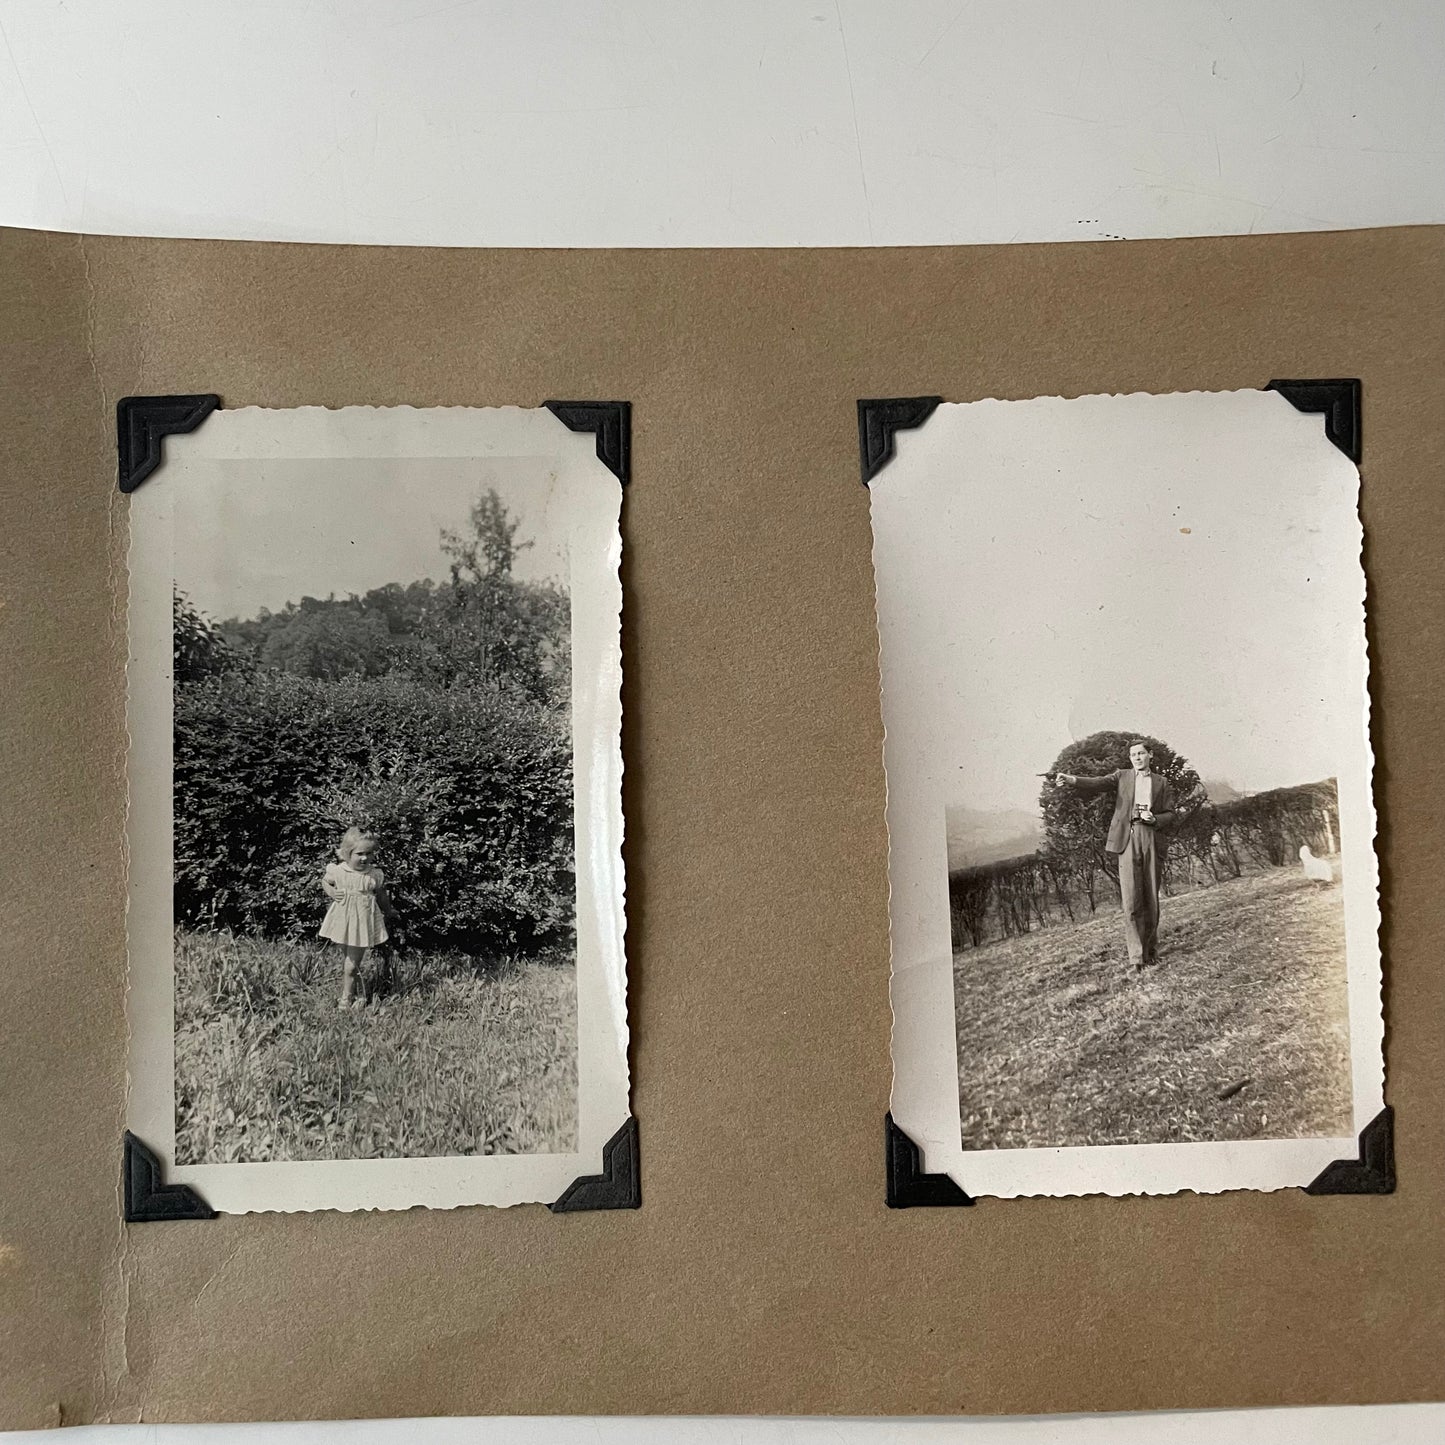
xmin=1128 ymin=739 xmax=1153 ymax=753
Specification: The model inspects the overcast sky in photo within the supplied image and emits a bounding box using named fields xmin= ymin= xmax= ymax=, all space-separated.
xmin=173 ymin=456 xmax=569 ymax=622
xmin=871 ymin=388 xmax=1368 ymax=819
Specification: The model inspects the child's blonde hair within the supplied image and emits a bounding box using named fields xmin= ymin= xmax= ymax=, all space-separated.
xmin=336 ymin=825 xmax=380 ymax=862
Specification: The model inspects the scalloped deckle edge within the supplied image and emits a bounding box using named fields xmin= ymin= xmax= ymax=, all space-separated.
xmin=119 ymin=404 xmax=631 ymax=1214
xmin=873 ymin=387 xmax=1385 ymax=1201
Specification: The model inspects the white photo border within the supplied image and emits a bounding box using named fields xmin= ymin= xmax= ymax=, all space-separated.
xmin=125 ymin=404 xmax=630 ymax=1213
xmin=872 ymin=388 xmax=1385 ymax=1199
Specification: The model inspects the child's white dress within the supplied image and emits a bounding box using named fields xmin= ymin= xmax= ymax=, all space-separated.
xmin=319 ymin=862 xmax=389 ymax=948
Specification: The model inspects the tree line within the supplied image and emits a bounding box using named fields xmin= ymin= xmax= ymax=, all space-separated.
xmin=181 ymin=490 xmax=568 ymax=707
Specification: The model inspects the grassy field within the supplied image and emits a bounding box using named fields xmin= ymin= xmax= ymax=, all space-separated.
xmin=953 ymin=863 xmax=1354 ymax=1149
xmin=175 ymin=929 xmax=577 ymax=1164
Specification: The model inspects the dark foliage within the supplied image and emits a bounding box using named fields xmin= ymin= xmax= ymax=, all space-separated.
xmin=174 ymin=590 xmax=249 ymax=683
xmin=174 ymin=490 xmax=574 ymax=959
xmin=217 ymin=492 xmax=569 ymax=707
xmin=1040 ymin=730 xmax=1205 ymax=886
xmin=174 ymin=671 xmax=573 ymax=955
xmin=1173 ymin=780 xmax=1340 ymax=877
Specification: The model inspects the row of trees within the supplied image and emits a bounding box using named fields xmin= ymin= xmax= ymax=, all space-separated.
xmin=179 ymin=492 xmax=569 ymax=707
xmin=174 ymin=490 xmax=576 ymax=958
xmin=949 ymin=728 xmax=1340 ymax=951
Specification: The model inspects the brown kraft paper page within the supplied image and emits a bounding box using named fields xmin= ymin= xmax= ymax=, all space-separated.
xmin=0 ymin=223 xmax=1442 ymax=1428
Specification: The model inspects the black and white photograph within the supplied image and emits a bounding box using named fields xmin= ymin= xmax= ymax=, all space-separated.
xmin=126 ymin=405 xmax=629 ymax=1211
xmin=874 ymin=388 xmax=1383 ymax=1198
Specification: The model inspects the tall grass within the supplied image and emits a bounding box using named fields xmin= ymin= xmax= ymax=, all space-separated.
xmin=174 ymin=929 xmax=576 ymax=1164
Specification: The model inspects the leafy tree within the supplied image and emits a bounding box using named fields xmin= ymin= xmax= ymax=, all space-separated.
xmin=214 ymin=492 xmax=569 ymax=702
xmin=174 ymin=590 xmax=246 ymax=682
xmin=1040 ymin=730 xmax=1204 ymax=889
xmin=439 ymin=490 xmax=570 ymax=705
xmin=224 ymin=581 xmax=452 ymax=682
xmin=257 ymin=605 xmax=397 ymax=680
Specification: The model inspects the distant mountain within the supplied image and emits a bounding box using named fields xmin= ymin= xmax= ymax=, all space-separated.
xmin=1202 ymin=778 xmax=1243 ymax=803
xmin=946 ymin=806 xmax=1042 ymax=872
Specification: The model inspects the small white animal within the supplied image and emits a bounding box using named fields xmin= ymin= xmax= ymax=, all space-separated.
xmin=1300 ymin=845 xmax=1334 ymax=884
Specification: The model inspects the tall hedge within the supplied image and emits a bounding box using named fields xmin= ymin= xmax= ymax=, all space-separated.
xmin=174 ymin=669 xmax=574 ymax=958
xmin=950 ymin=778 xmax=1339 ymax=952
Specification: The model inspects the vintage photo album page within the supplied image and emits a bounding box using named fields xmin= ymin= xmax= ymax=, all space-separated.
xmin=126 ymin=406 xmax=628 ymax=1212
xmin=873 ymin=389 xmax=1383 ymax=1198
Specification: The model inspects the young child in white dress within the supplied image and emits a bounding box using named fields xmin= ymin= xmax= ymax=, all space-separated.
xmin=319 ymin=826 xmax=399 ymax=1010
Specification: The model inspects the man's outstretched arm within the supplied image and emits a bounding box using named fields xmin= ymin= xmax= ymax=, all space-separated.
xmin=1054 ymin=770 xmax=1119 ymax=796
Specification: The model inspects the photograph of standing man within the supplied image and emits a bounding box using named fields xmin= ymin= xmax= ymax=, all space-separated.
xmin=1056 ymin=741 xmax=1177 ymax=968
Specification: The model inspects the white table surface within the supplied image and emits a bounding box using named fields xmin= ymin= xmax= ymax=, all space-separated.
xmin=1 ymin=0 xmax=1442 ymax=248
xmin=1 ymin=2 xmax=1440 ymax=1439
xmin=6 ymin=1408 xmax=1445 ymax=1443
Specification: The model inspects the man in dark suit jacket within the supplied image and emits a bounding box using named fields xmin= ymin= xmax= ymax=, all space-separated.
xmin=1056 ymin=741 xmax=1177 ymax=968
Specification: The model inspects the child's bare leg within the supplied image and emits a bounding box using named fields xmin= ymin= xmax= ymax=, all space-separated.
xmin=338 ymin=946 xmax=364 ymax=1007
